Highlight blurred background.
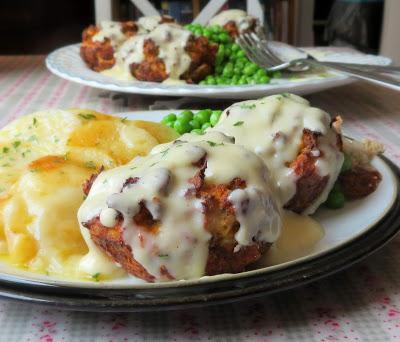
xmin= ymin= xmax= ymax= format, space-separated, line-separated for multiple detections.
xmin=0 ymin=0 xmax=398 ymax=63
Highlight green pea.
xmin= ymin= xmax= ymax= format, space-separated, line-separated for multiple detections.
xmin=238 ymin=78 xmax=247 ymax=85
xmin=191 ymin=129 xmax=203 ymax=135
xmin=195 ymin=109 xmax=212 ymax=125
xmin=202 ymin=122 xmax=211 ymax=131
xmin=210 ymin=110 xmax=222 ymax=126
xmin=174 ymin=120 xmax=191 ymax=134
xmin=161 ymin=113 xmax=177 ymax=124
xmin=165 ymin=121 xmax=174 ymax=128
xmin=256 ymin=69 xmax=266 ymax=77
xmin=184 ymin=24 xmax=192 ymax=30
xmin=231 ymin=43 xmax=240 ymax=52
xmin=178 ymin=110 xmax=194 ymax=121
xmin=211 ymin=34 xmax=219 ymax=42
xmin=199 ymin=80 xmax=206 ymax=85
xmin=257 ymin=75 xmax=270 ymax=84
xmin=231 ymin=75 xmax=240 ymax=83
xmin=205 ymin=76 xmax=216 ymax=85
xmin=341 ymin=153 xmax=352 ymax=173
xmin=194 ymin=29 xmax=203 ymax=36
xmin=215 ymin=65 xmax=223 ymax=74
xmin=216 ymin=77 xmax=227 ymax=85
xmin=244 ymin=63 xmax=258 ymax=76
xmin=325 ymin=189 xmax=345 ymax=209
xmin=210 ymin=25 xmax=221 ymax=33
xmin=203 ymin=31 xmax=211 ymax=39
xmin=189 ymin=119 xmax=201 ymax=129
xmin=236 ymin=50 xmax=246 ymax=58
xmin=218 ymin=33 xmax=230 ymax=43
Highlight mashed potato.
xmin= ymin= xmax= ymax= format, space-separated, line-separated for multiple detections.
xmin=0 ymin=109 xmax=177 ymax=278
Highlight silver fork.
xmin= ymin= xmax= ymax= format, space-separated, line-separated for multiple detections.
xmin=237 ymin=32 xmax=400 ymax=91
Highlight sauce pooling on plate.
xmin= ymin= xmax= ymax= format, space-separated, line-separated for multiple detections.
xmin=78 ymin=133 xmax=281 ymax=281
xmin=212 ymin=94 xmax=344 ymax=214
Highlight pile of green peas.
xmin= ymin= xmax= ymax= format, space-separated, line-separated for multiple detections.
xmin=161 ymin=109 xmax=223 ymax=135
xmin=184 ymin=23 xmax=281 ymax=86
xmin=324 ymin=153 xmax=352 ymax=209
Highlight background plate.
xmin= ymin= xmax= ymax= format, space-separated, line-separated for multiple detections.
xmin=46 ymin=44 xmax=355 ymax=99
xmin=0 ymin=111 xmax=398 ymax=311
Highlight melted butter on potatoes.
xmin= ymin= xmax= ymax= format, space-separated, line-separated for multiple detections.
xmin=0 ymin=109 xmax=177 ymax=278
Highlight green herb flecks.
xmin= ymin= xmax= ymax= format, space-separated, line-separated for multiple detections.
xmin=233 ymin=121 xmax=244 ymax=127
xmin=78 ymin=113 xmax=97 ymax=120
xmin=92 ymin=272 xmax=101 ymax=282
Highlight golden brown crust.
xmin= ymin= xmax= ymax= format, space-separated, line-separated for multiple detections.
xmin=129 ymin=36 xmax=217 ymax=83
xmin=80 ymin=21 xmax=138 ymax=71
xmin=339 ymin=166 xmax=382 ymax=199
xmin=284 ymin=129 xmax=330 ymax=213
xmin=223 ymin=19 xmax=257 ymax=38
xmin=83 ymin=162 xmax=269 ymax=281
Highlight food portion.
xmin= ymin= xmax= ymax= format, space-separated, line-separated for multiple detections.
xmin=108 ymin=23 xmax=217 ymax=83
xmin=80 ymin=16 xmax=176 ymax=72
xmin=210 ymin=94 xmax=344 ymax=214
xmin=208 ymin=9 xmax=258 ymax=37
xmin=160 ymin=95 xmax=383 ymax=214
xmin=80 ymin=11 xmax=280 ymax=85
xmin=79 ymin=132 xmax=281 ymax=282
xmin=0 ymin=95 xmax=385 ymax=283
xmin=81 ymin=21 xmax=138 ymax=71
xmin=0 ymin=110 xmax=177 ymax=277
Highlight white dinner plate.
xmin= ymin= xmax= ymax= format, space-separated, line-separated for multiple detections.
xmin=46 ymin=44 xmax=355 ymax=99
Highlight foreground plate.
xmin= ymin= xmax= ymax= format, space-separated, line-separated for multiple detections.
xmin=0 ymin=111 xmax=398 ymax=312
xmin=46 ymin=44 xmax=355 ymax=99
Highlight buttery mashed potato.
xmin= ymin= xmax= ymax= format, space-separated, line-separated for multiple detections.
xmin=0 ymin=109 xmax=177 ymax=278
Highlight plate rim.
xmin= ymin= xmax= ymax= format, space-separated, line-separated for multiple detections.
xmin=45 ymin=44 xmax=354 ymax=98
xmin=0 ymin=155 xmax=398 ymax=311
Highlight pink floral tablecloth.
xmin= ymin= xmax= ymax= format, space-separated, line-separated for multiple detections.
xmin=1 ymin=56 xmax=400 ymax=342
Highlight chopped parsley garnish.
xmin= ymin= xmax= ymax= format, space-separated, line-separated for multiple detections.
xmin=233 ymin=121 xmax=244 ymax=127
xmin=30 ymin=168 xmax=41 ymax=173
xmin=2 ymin=147 xmax=9 ymax=154
xmin=28 ymin=135 xmax=38 ymax=142
xmin=239 ymin=103 xmax=256 ymax=110
xmin=150 ymin=162 xmax=158 ymax=167
xmin=78 ymin=113 xmax=97 ymax=120
xmin=160 ymin=148 xmax=170 ymax=157
xmin=92 ymin=272 xmax=101 ymax=282
xmin=207 ymin=141 xmax=224 ymax=147
xmin=102 ymin=178 xmax=108 ymax=184
xmin=12 ymin=141 xmax=21 ymax=148
xmin=84 ymin=161 xmax=97 ymax=169
xmin=1 ymin=163 xmax=10 ymax=167
xmin=130 ymin=166 xmax=137 ymax=170
xmin=281 ymin=93 xmax=291 ymax=98
xmin=33 ymin=117 xmax=38 ymax=126
xmin=158 ymin=254 xmax=169 ymax=259
xmin=53 ymin=136 xmax=59 ymax=143
xmin=120 ymin=117 xmax=128 ymax=123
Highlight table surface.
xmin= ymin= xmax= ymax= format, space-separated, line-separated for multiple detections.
xmin=1 ymin=55 xmax=400 ymax=342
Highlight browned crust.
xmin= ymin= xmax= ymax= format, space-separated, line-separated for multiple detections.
xmin=83 ymin=156 xmax=269 ymax=282
xmin=84 ymin=216 xmax=156 ymax=282
xmin=129 ymin=36 xmax=217 ymax=83
xmin=339 ymin=166 xmax=382 ymax=199
xmin=80 ymin=21 xmax=137 ymax=71
xmin=82 ymin=167 xmax=104 ymax=196
xmin=284 ymin=129 xmax=330 ymax=213
xmin=223 ymin=19 xmax=257 ymax=38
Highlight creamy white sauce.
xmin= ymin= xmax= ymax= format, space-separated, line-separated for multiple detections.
xmin=92 ymin=21 xmax=127 ymax=48
xmin=110 ymin=23 xmax=192 ymax=81
xmin=211 ymin=94 xmax=344 ymax=214
xmin=137 ymin=16 xmax=163 ymax=33
xmin=78 ymin=132 xmax=281 ymax=282
xmin=208 ymin=9 xmax=255 ymax=32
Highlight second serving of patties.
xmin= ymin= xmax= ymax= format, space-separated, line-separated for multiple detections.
xmin=211 ymin=94 xmax=344 ymax=215
xmin=78 ymin=132 xmax=281 ymax=282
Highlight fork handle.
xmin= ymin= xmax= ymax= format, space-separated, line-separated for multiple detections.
xmin=309 ymin=60 xmax=400 ymax=91
xmin=321 ymin=61 xmax=400 ymax=74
